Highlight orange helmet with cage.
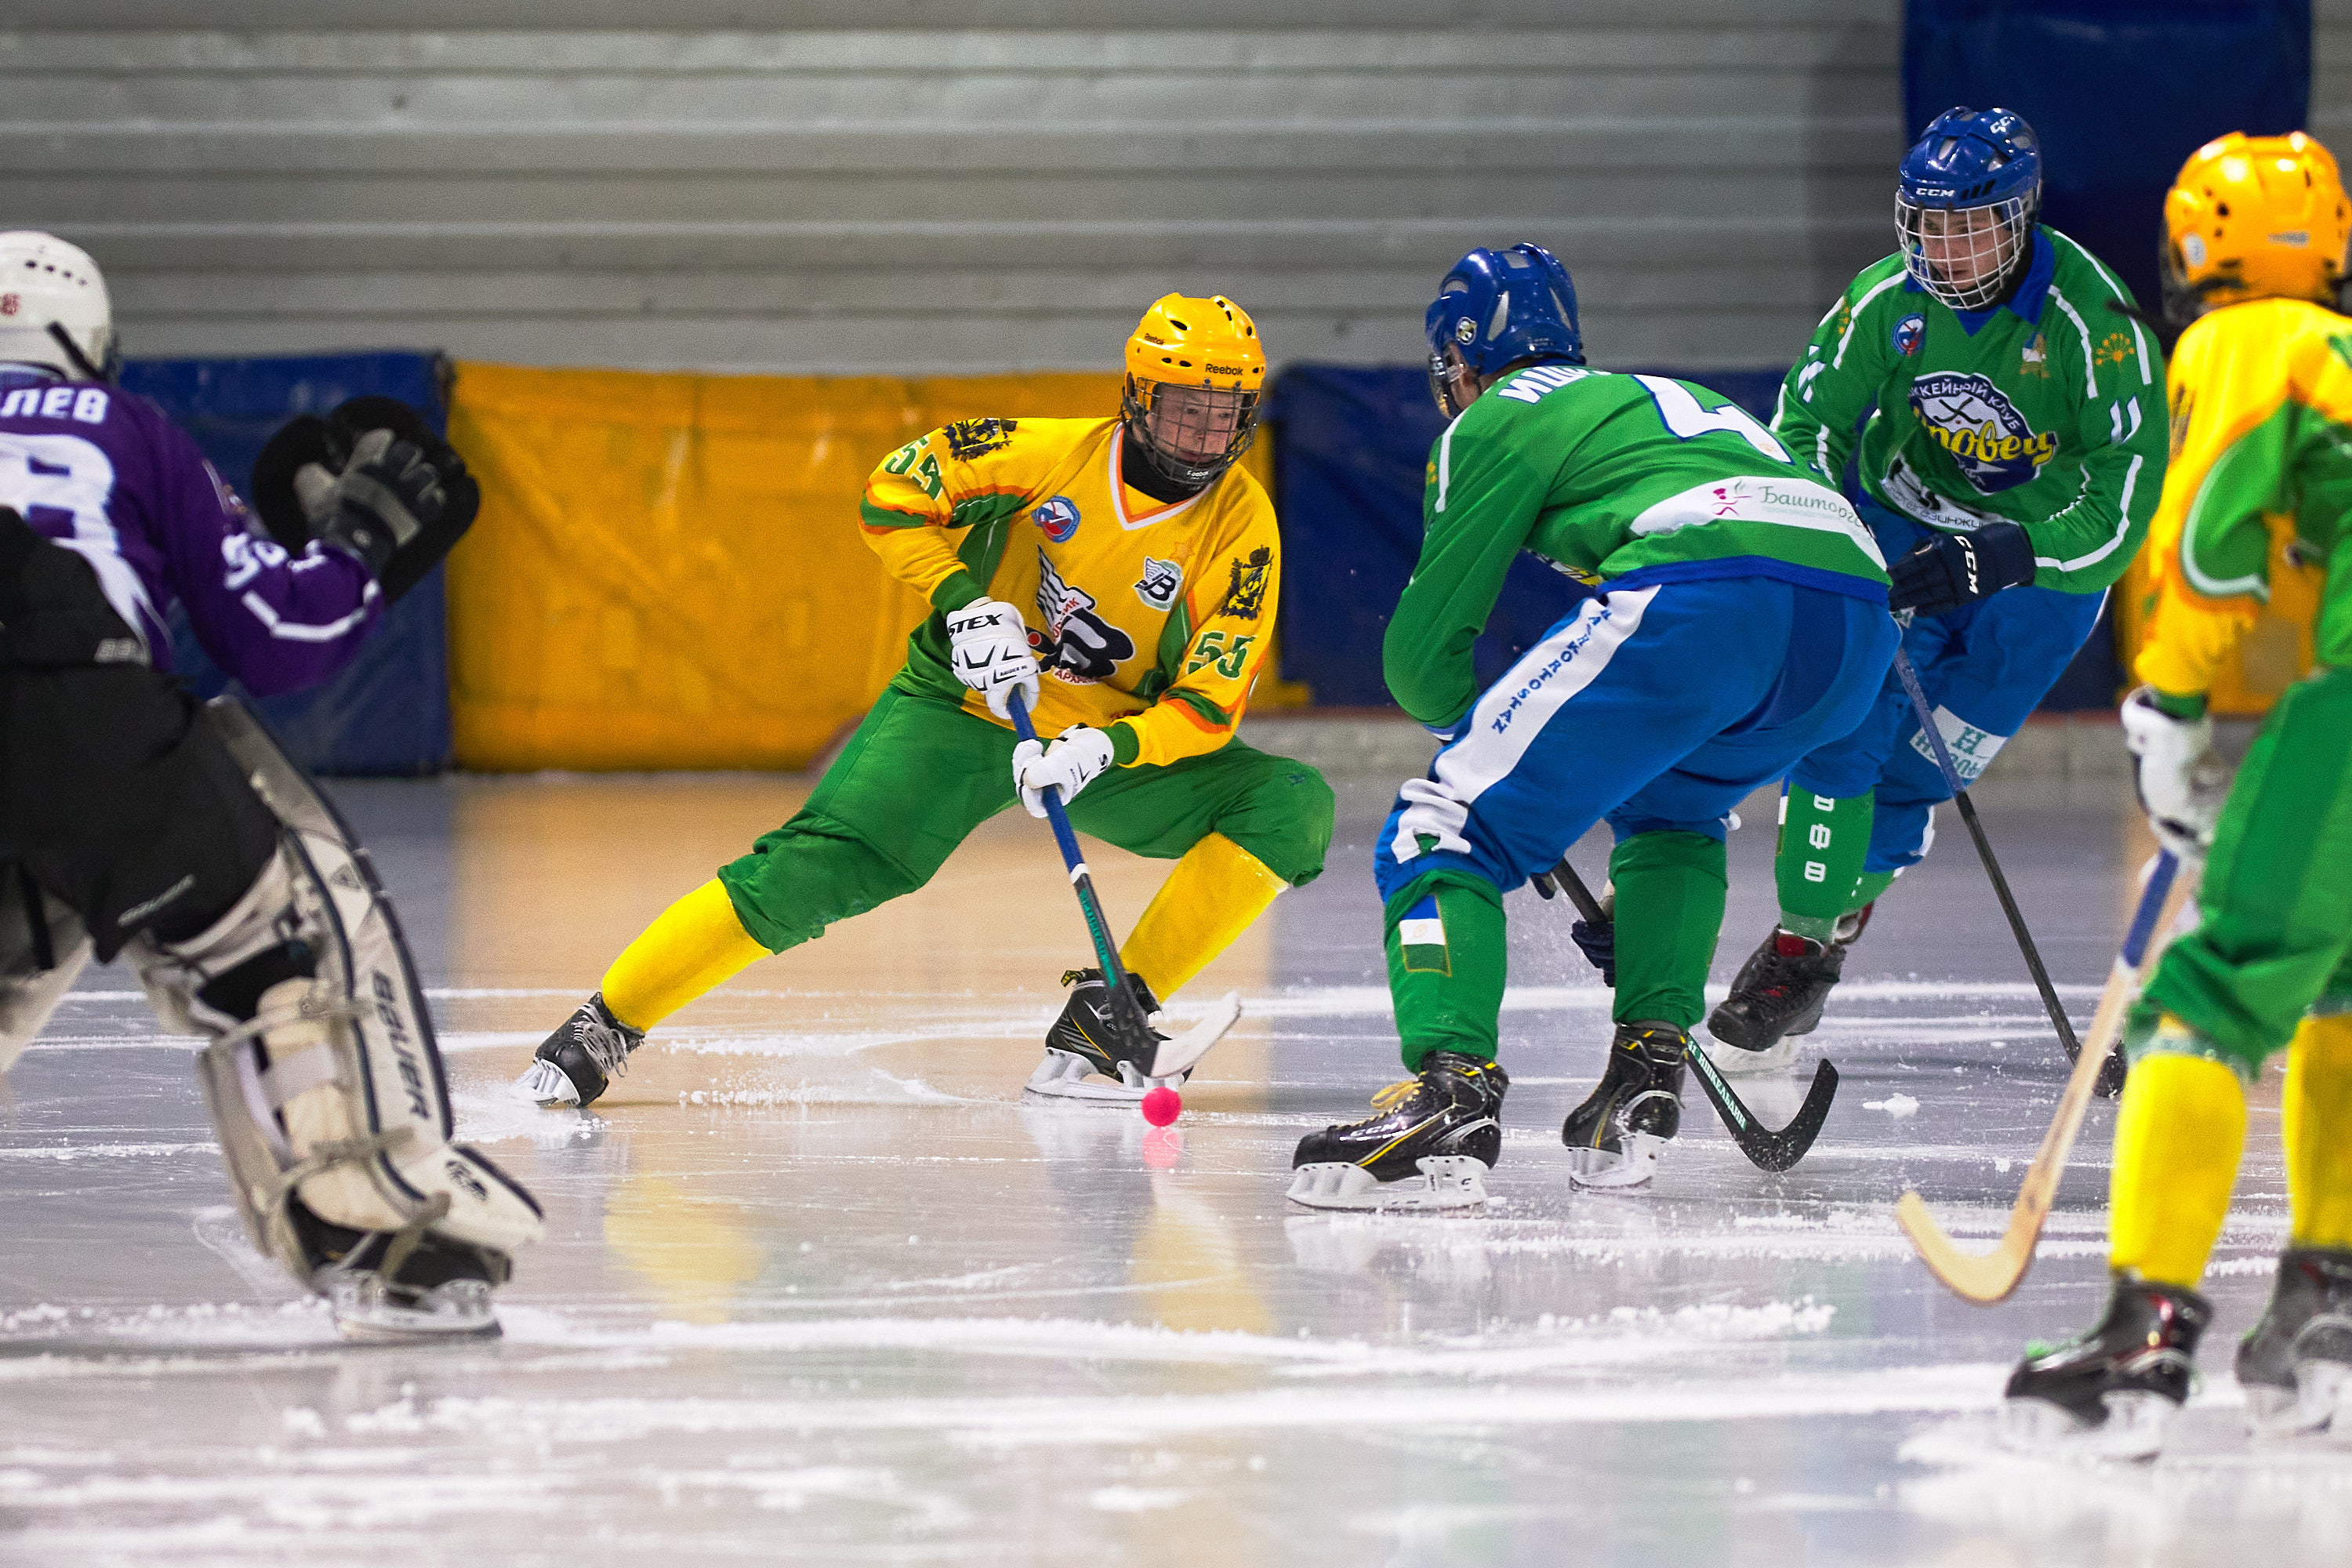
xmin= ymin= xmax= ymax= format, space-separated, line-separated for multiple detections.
xmin=1120 ymin=294 xmax=1267 ymax=490
xmin=2162 ymin=131 xmax=2351 ymax=321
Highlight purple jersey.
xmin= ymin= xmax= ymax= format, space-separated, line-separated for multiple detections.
xmin=0 ymin=368 xmax=380 ymax=696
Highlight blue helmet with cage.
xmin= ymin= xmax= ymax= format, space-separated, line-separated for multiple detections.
xmin=1423 ymin=242 xmax=1584 ymax=418
xmin=1897 ymin=107 xmax=2043 ymax=310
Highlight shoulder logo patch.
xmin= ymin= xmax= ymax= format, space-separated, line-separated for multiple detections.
xmin=2096 ymin=331 xmax=2136 ymax=368
xmin=944 ymin=417 xmax=1018 ymax=460
xmin=1215 ymin=546 xmax=1272 ymax=621
xmin=1907 ymin=372 xmax=2059 ymax=494
xmin=1134 ymin=556 xmax=1183 ymax=612
xmin=1892 ymin=313 xmax=1925 ymax=356
xmin=1032 ymin=495 xmax=1080 ymax=543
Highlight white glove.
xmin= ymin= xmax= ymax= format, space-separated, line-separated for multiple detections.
xmin=2119 ymin=685 xmax=2227 ymax=861
xmin=945 ymin=597 xmax=1041 ymax=720
xmin=1012 ymin=726 xmax=1116 ymax=818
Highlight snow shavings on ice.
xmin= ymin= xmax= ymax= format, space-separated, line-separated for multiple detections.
xmin=1864 ymin=1094 xmax=1921 ymax=1119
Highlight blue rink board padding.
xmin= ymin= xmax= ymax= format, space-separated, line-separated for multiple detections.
xmin=120 ymin=351 xmax=454 ymax=775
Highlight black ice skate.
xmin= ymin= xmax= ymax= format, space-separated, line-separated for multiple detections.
xmin=2002 ymin=1274 xmax=2212 ymax=1457
xmin=1704 ymin=908 xmax=1871 ymax=1074
xmin=1561 ymin=1021 xmax=1688 ymax=1188
xmin=514 ymin=992 xmax=644 ymax=1109
xmin=1025 ymin=967 xmax=1167 ymax=1102
xmin=289 ymin=1194 xmax=510 ymax=1341
xmin=2236 ymin=1247 xmax=2352 ymax=1437
xmin=1287 ymin=1051 xmax=1507 ymax=1210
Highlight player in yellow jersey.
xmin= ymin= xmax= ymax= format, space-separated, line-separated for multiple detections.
xmin=2005 ymin=132 xmax=2352 ymax=1453
xmin=517 ymin=296 xmax=1334 ymax=1108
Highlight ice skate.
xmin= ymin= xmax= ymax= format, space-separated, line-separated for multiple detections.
xmin=2001 ymin=1276 xmax=2210 ymax=1458
xmin=1024 ymin=967 xmax=1236 ymax=1105
xmin=2237 ymin=1248 xmax=2352 ymax=1438
xmin=1704 ymin=909 xmax=1867 ymax=1073
xmin=1561 ymin=1022 xmax=1688 ymax=1189
xmin=516 ymin=992 xmax=643 ymax=1109
xmin=1287 ymin=1051 xmax=1505 ymax=1210
xmin=292 ymin=1189 xmax=510 ymax=1341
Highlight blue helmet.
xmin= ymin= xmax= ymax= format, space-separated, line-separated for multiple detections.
xmin=1424 ymin=242 xmax=1583 ymax=418
xmin=1897 ymin=107 xmax=2043 ymax=310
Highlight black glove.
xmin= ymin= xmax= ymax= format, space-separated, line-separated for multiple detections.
xmin=250 ymin=396 xmax=481 ymax=602
xmin=302 ymin=428 xmax=444 ymax=576
xmin=1570 ymin=914 xmax=1616 ymax=988
xmin=1886 ymin=521 xmax=2036 ymax=615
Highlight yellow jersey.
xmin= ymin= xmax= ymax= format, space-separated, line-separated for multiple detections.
xmin=2138 ymin=296 xmax=2352 ymax=696
xmin=860 ymin=416 xmax=1280 ymax=767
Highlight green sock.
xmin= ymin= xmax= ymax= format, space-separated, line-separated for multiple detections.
xmin=1610 ymin=830 xmax=1728 ymax=1031
xmin=1385 ymin=870 xmax=1508 ymax=1072
xmin=1775 ymin=788 xmax=1875 ymax=942
xmin=1846 ymin=869 xmax=1896 ymax=920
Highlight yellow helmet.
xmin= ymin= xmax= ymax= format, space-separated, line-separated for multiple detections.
xmin=1121 ymin=293 xmax=1266 ymax=489
xmin=2161 ymin=131 xmax=2350 ymax=321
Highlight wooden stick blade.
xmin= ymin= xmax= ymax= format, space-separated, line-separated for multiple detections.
xmin=1893 ymin=1189 xmax=2034 ymax=1305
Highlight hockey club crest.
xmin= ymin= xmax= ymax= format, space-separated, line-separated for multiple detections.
xmin=1907 ymin=372 xmax=2058 ymax=493
xmin=1134 ymin=556 xmax=1184 ymax=612
xmin=1215 ymin=546 xmax=1273 ymax=621
xmin=944 ymin=416 xmax=1018 ymax=460
xmin=1032 ymin=495 xmax=1081 ymax=543
xmin=2020 ymin=332 xmax=2049 ymax=378
xmin=1891 ymin=313 xmax=1925 ymax=357
xmin=1033 ymin=549 xmax=1135 ymax=684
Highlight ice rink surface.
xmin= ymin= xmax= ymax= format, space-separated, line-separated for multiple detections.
xmin=4 ymin=767 xmax=2346 ymax=1566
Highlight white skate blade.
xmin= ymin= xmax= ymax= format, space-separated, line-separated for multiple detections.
xmin=1148 ymin=990 xmax=1243 ymax=1080
xmin=328 ymin=1276 xmax=501 ymax=1342
xmin=1285 ymin=1155 xmax=1490 ymax=1212
xmin=1999 ymin=1391 xmax=2176 ymax=1461
xmin=1704 ymin=1033 xmax=1798 ymax=1077
xmin=1564 ymin=1130 xmax=1668 ymax=1190
xmin=1022 ymin=1047 xmax=1173 ymax=1105
xmin=513 ymin=1058 xmax=580 ymax=1108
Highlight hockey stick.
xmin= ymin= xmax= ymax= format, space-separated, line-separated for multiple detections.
xmin=1890 ymin=645 xmax=2084 ymax=1065
xmin=1005 ymin=691 xmax=1240 ymax=1080
xmin=1545 ymin=858 xmax=1840 ymax=1173
xmin=1895 ymin=849 xmax=2198 ymax=1304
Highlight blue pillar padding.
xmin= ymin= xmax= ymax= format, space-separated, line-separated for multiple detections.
xmin=1267 ymin=365 xmax=1786 ymax=709
xmin=119 ymin=352 xmax=455 ymax=775
xmin=1905 ymin=0 xmax=2311 ymax=333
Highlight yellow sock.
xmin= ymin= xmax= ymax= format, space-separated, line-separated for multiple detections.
xmin=2108 ymin=1040 xmax=2247 ymax=1289
xmin=2286 ymin=1012 xmax=2352 ymax=1251
xmin=1119 ymin=833 xmax=1287 ymax=1000
xmin=599 ymin=879 xmax=769 ymax=1032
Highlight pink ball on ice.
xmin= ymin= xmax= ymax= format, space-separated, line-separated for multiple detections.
xmin=1140 ymin=1087 xmax=1182 ymax=1127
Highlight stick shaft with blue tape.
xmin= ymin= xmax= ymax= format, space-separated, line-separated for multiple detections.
xmin=1890 ymin=643 xmax=2080 ymax=1063
xmin=1007 ymin=689 xmax=1127 ymax=987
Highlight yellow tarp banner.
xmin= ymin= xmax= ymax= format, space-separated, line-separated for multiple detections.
xmin=445 ymin=362 xmax=1275 ymax=771
xmin=2114 ymin=517 xmax=2325 ymax=717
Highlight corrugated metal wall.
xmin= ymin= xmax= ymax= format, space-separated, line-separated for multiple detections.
xmin=8 ymin=3 xmax=2347 ymax=376
xmin=4 ymin=3 xmax=1905 ymax=373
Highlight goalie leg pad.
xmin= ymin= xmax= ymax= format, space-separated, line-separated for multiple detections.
xmin=0 ymin=873 xmax=93 ymax=1075
xmin=134 ymin=699 xmax=543 ymax=1298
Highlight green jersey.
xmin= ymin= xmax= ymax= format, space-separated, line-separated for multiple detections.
xmin=1771 ymin=227 xmax=2166 ymax=595
xmin=1385 ymin=364 xmax=1889 ymax=728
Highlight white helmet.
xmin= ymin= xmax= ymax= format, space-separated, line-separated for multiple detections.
xmin=0 ymin=231 xmax=117 ymax=381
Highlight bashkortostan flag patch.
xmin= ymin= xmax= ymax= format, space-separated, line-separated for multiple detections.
xmin=1398 ymin=893 xmax=1449 ymax=975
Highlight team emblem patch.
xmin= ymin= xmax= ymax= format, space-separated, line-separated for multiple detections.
xmin=1907 ymin=372 xmax=2060 ymax=494
xmin=1033 ymin=550 xmax=1135 ymax=684
xmin=1032 ymin=495 xmax=1081 ymax=543
xmin=944 ymin=417 xmax=1018 ymax=460
xmin=1892 ymin=313 xmax=1926 ymax=357
xmin=1398 ymin=893 xmax=1450 ymax=975
xmin=1215 ymin=546 xmax=1273 ymax=621
xmin=1454 ymin=318 xmax=1478 ymax=345
xmin=1134 ymin=556 xmax=1183 ymax=612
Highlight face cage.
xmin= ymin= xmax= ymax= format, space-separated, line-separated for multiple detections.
xmin=1896 ymin=194 xmax=2034 ymax=311
xmin=1121 ymin=378 xmax=1261 ymax=489
xmin=1427 ymin=350 xmax=1477 ymax=420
